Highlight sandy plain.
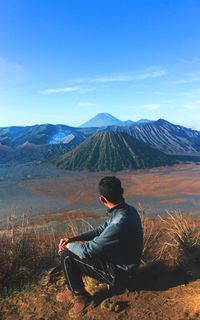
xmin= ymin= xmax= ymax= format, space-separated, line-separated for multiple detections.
xmin=0 ymin=162 xmax=200 ymax=226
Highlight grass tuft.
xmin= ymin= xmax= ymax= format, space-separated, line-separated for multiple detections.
xmin=159 ymin=211 xmax=200 ymax=278
xmin=138 ymin=204 xmax=161 ymax=264
xmin=0 ymin=212 xmax=58 ymax=295
xmin=2 ymin=208 xmax=200 ymax=297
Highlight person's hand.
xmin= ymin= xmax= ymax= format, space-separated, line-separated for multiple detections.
xmin=58 ymin=237 xmax=70 ymax=255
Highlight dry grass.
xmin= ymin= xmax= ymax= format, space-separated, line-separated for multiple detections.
xmin=2 ymin=209 xmax=200 ymax=320
xmin=159 ymin=211 xmax=200 ymax=277
xmin=0 ymin=212 xmax=58 ymax=295
xmin=138 ymin=204 xmax=161 ymax=264
xmin=2 ymin=208 xmax=200 ymax=298
xmin=65 ymin=214 xmax=106 ymax=232
xmin=0 ymin=212 xmax=105 ymax=296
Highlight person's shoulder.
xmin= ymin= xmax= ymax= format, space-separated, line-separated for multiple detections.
xmin=114 ymin=203 xmax=135 ymax=219
xmin=125 ymin=203 xmax=141 ymax=219
xmin=125 ymin=203 xmax=138 ymax=213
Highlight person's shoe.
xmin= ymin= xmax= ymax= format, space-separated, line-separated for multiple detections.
xmin=68 ymin=292 xmax=92 ymax=318
xmin=56 ymin=288 xmax=74 ymax=303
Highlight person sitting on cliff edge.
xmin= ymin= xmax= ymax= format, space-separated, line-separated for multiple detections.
xmin=56 ymin=176 xmax=143 ymax=318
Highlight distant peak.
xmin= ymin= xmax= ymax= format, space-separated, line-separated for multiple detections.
xmin=97 ymin=112 xmax=111 ymax=116
xmin=80 ymin=113 xmax=122 ymax=128
xmin=157 ymin=118 xmax=168 ymax=123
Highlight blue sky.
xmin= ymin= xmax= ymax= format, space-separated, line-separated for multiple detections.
xmin=0 ymin=0 xmax=200 ymax=129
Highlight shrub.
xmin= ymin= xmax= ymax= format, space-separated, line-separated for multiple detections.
xmin=160 ymin=211 xmax=200 ymax=278
xmin=0 ymin=213 xmax=57 ymax=294
xmin=138 ymin=204 xmax=161 ymax=264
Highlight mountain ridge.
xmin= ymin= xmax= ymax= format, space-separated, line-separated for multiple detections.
xmin=80 ymin=112 xmax=153 ymax=127
xmin=116 ymin=119 xmax=200 ymax=154
xmin=0 ymin=116 xmax=200 ymax=156
xmin=55 ymin=131 xmax=175 ymax=171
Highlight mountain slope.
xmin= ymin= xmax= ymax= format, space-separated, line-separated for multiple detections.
xmin=0 ymin=141 xmax=80 ymax=164
xmin=80 ymin=113 xmax=123 ymax=128
xmin=1 ymin=118 xmax=200 ymax=156
xmin=55 ymin=131 xmax=175 ymax=171
xmin=0 ymin=124 xmax=93 ymax=147
xmin=80 ymin=113 xmax=153 ymax=127
xmin=113 ymin=119 xmax=200 ymax=154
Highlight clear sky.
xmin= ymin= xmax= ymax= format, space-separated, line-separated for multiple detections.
xmin=0 ymin=0 xmax=200 ymax=129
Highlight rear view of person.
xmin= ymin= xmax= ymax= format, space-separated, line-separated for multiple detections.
xmin=57 ymin=176 xmax=143 ymax=318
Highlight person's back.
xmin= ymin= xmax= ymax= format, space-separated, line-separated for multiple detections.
xmin=105 ymin=202 xmax=143 ymax=268
xmin=57 ymin=176 xmax=143 ymax=318
xmin=80 ymin=201 xmax=143 ymax=269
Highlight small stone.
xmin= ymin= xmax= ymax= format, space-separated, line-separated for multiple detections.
xmin=113 ymin=303 xmax=121 ymax=313
xmin=101 ymin=298 xmax=114 ymax=312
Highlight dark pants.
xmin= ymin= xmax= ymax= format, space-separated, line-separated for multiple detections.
xmin=60 ymin=248 xmax=133 ymax=292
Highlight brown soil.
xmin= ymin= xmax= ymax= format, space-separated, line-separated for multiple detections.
xmin=28 ymin=209 xmax=103 ymax=227
xmin=160 ymin=198 xmax=186 ymax=204
xmin=22 ymin=163 xmax=200 ymax=204
xmin=1 ymin=163 xmax=200 ymax=221
xmin=118 ymin=164 xmax=200 ymax=198
xmin=1 ymin=267 xmax=200 ymax=320
xmin=1 ymin=213 xmax=200 ymax=320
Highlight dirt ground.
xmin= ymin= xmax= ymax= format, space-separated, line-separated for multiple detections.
xmin=20 ymin=163 xmax=200 ymax=217
xmin=1 ymin=264 xmax=200 ymax=320
xmin=1 ymin=162 xmax=200 ymax=224
xmin=1 ymin=162 xmax=200 ymax=319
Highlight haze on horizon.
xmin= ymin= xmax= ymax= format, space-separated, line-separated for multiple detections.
xmin=0 ymin=0 xmax=200 ymax=129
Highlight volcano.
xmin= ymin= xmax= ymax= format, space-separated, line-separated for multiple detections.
xmin=55 ymin=131 xmax=175 ymax=171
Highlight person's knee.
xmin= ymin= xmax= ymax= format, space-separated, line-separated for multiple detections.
xmin=60 ymin=248 xmax=70 ymax=263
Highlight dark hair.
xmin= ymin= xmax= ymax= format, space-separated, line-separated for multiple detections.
xmin=98 ymin=176 xmax=124 ymax=204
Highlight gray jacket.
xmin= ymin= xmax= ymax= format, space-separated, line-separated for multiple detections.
xmin=68 ymin=202 xmax=143 ymax=271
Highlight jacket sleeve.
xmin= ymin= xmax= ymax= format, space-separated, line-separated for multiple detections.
xmin=68 ymin=221 xmax=121 ymax=259
xmin=77 ymin=218 xmax=111 ymax=241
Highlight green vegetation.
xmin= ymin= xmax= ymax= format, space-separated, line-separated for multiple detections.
xmin=55 ymin=131 xmax=175 ymax=171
